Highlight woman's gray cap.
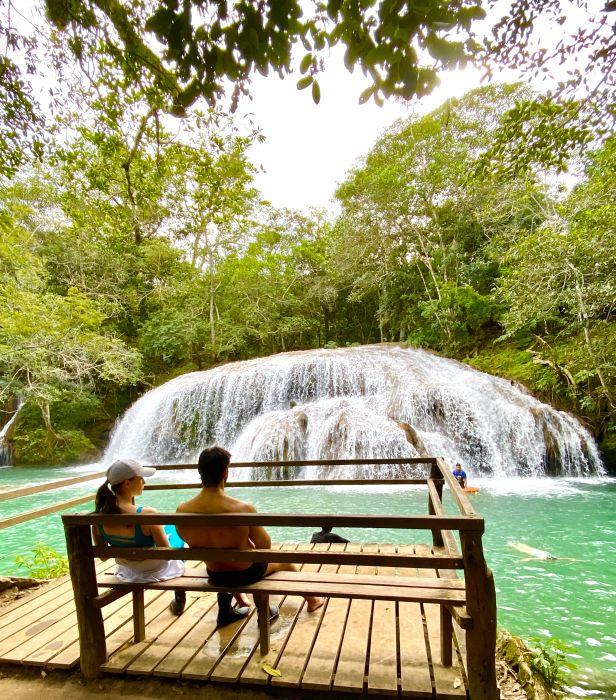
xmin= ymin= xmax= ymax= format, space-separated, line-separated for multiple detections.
xmin=106 ymin=459 xmax=156 ymax=485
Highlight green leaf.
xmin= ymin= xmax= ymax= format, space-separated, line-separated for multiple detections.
xmin=297 ymin=75 xmax=314 ymax=90
xmin=248 ymin=28 xmax=260 ymax=50
xmin=312 ymin=80 xmax=321 ymax=104
xmin=327 ymin=0 xmax=343 ymax=18
xmin=144 ymin=8 xmax=177 ymax=38
xmin=344 ymin=47 xmax=355 ymax=72
xmin=425 ymin=35 xmax=465 ymax=64
xmin=300 ymin=53 xmax=313 ymax=75
xmin=365 ymin=43 xmax=392 ymax=67
xmin=359 ymin=85 xmax=375 ymax=104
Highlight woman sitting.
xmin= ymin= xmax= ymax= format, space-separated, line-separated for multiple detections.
xmin=93 ymin=458 xmax=186 ymax=615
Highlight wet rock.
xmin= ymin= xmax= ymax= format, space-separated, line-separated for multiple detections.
xmin=542 ymin=423 xmax=562 ymax=476
xmin=394 ymin=420 xmax=428 ymax=456
xmin=0 ymin=576 xmax=41 ymax=592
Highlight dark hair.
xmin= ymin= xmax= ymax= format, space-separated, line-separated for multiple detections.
xmin=94 ymin=480 xmax=123 ymax=514
xmin=321 ymin=526 xmax=332 ymax=533
xmin=198 ymin=446 xmax=231 ymax=487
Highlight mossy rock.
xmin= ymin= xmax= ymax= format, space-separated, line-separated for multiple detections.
xmin=598 ymin=432 xmax=616 ymax=474
xmin=496 ymin=631 xmax=559 ymax=700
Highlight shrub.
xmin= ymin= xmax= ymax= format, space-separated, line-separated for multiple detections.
xmin=526 ymin=636 xmax=576 ymax=689
xmin=14 ymin=543 xmax=69 ymax=579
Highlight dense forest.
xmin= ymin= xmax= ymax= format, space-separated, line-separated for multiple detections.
xmin=0 ymin=1 xmax=614 ymax=469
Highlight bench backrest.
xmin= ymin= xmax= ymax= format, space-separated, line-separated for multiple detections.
xmin=63 ymin=457 xmax=485 ymax=572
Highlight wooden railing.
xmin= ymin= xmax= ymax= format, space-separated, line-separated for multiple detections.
xmin=2 ymin=457 xmax=497 ymax=698
xmin=0 ymin=457 xmax=476 ymax=529
xmin=0 ymin=470 xmax=104 ymax=531
xmin=54 ymin=457 xmax=497 ymax=698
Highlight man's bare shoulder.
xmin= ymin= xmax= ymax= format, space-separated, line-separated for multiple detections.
xmin=175 ymin=491 xmax=257 ymax=514
xmin=176 ymin=498 xmax=199 ymax=513
xmin=213 ymin=493 xmax=257 ymax=513
xmin=230 ymin=498 xmax=257 ymax=513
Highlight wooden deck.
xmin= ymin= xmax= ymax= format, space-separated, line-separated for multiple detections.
xmin=0 ymin=542 xmax=468 ymax=698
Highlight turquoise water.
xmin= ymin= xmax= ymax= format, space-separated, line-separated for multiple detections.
xmin=1 ymin=466 xmax=615 ymax=697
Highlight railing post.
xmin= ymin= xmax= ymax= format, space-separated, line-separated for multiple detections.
xmin=64 ymin=521 xmax=106 ymax=678
xmin=460 ymin=531 xmax=498 ymax=700
xmin=440 ymin=605 xmax=453 ymax=666
xmin=428 ymin=461 xmax=444 ymax=548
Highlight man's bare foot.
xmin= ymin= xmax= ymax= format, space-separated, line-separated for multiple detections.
xmin=306 ymin=596 xmax=325 ymax=612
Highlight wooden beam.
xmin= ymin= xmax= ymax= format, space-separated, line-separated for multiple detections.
xmin=427 ymin=478 xmax=460 ymax=556
xmin=0 ymin=471 xmax=105 ymax=502
xmin=64 ymin=524 xmax=106 ymax=679
xmin=63 ymin=512 xmax=484 ymax=531
xmin=440 ymin=605 xmax=453 ymax=666
xmin=447 ymin=604 xmax=473 ymax=630
xmin=254 ymin=592 xmax=270 ymax=655
xmin=436 ymin=457 xmax=478 ymax=517
xmin=132 ymin=589 xmax=145 ymax=642
xmin=460 ymin=531 xmax=498 ymax=700
xmin=92 ymin=587 xmax=132 ymax=609
xmin=149 ymin=457 xmax=437 ymax=470
xmin=427 ymin=474 xmax=445 ymax=548
xmin=0 ymin=494 xmax=94 ymax=531
xmin=93 ymin=547 xmax=464 ymax=570
xmin=144 ymin=478 xmax=432 ymax=490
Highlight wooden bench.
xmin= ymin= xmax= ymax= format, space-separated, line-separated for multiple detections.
xmin=62 ymin=457 xmax=497 ymax=699
xmin=96 ymin=559 xmax=469 ymax=654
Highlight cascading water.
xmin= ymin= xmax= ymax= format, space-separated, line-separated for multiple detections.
xmin=103 ymin=345 xmax=604 ymax=479
xmin=0 ymin=399 xmax=22 ymax=467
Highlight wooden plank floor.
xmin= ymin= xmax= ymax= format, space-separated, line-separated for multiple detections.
xmin=0 ymin=543 xmax=468 ymax=698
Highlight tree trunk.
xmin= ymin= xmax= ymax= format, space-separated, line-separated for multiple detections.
xmin=566 ymin=261 xmax=615 ymax=413
xmin=190 ymin=230 xmax=203 ymax=268
xmin=39 ymin=401 xmax=61 ymax=443
xmin=582 ymin=324 xmax=614 ymax=412
xmin=209 ymin=247 xmax=216 ymax=350
xmin=323 ymin=306 xmax=330 ymax=343
xmin=121 ymin=109 xmax=156 ymax=246
xmin=377 ymin=290 xmax=385 ymax=342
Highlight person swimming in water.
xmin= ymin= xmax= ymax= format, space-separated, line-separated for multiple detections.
xmin=452 ymin=463 xmax=467 ymax=488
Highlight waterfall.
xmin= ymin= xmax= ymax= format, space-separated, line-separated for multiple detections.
xmin=103 ymin=345 xmax=604 ymax=478
xmin=0 ymin=399 xmax=22 ymax=467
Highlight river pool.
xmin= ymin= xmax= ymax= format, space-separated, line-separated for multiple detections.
xmin=1 ymin=466 xmax=615 ymax=698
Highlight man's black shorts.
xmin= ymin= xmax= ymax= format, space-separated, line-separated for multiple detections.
xmin=206 ymin=561 xmax=268 ymax=587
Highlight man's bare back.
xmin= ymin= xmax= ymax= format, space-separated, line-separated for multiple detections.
xmin=177 ymin=488 xmax=270 ymax=572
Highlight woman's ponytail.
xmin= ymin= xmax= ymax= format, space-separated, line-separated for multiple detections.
xmin=94 ymin=480 xmax=122 ymax=514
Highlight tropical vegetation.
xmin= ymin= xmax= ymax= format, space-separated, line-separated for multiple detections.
xmin=0 ymin=1 xmax=614 ymax=467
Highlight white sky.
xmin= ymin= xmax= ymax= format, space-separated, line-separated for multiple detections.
xmin=232 ymin=0 xmax=603 ymax=213
xmin=243 ymin=61 xmax=487 ymax=212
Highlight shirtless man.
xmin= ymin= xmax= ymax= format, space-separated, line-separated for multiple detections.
xmin=177 ymin=446 xmax=324 ymax=627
